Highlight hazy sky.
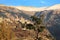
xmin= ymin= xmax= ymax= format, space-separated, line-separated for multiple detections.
xmin=0 ymin=0 xmax=60 ymax=7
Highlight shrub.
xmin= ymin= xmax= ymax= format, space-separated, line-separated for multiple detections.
xmin=26 ymin=24 xmax=35 ymax=30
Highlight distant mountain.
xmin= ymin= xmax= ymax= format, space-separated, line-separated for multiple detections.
xmin=14 ymin=4 xmax=60 ymax=11
xmin=0 ymin=4 xmax=60 ymax=23
xmin=47 ymin=4 xmax=60 ymax=10
xmin=15 ymin=6 xmax=46 ymax=11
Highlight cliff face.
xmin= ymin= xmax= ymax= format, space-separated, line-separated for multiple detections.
xmin=46 ymin=10 xmax=60 ymax=40
xmin=34 ymin=9 xmax=60 ymax=40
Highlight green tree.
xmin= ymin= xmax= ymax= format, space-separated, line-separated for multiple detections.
xmin=26 ymin=24 xmax=35 ymax=30
xmin=31 ymin=15 xmax=45 ymax=40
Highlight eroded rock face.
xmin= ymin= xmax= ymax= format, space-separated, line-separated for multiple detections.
xmin=46 ymin=10 xmax=60 ymax=40
xmin=35 ymin=9 xmax=60 ymax=40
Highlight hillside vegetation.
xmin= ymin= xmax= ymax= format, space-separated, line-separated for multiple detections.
xmin=0 ymin=5 xmax=57 ymax=40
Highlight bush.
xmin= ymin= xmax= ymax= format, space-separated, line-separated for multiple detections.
xmin=26 ymin=24 xmax=35 ymax=30
xmin=38 ymin=26 xmax=45 ymax=32
xmin=38 ymin=37 xmax=42 ymax=40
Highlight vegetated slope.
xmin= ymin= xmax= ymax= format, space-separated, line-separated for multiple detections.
xmin=0 ymin=5 xmax=31 ymax=21
xmin=12 ymin=4 xmax=60 ymax=40
xmin=0 ymin=5 xmax=55 ymax=40
xmin=0 ymin=19 xmax=54 ymax=40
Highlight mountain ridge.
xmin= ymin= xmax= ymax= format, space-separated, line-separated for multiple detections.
xmin=0 ymin=4 xmax=60 ymax=11
xmin=14 ymin=4 xmax=60 ymax=11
